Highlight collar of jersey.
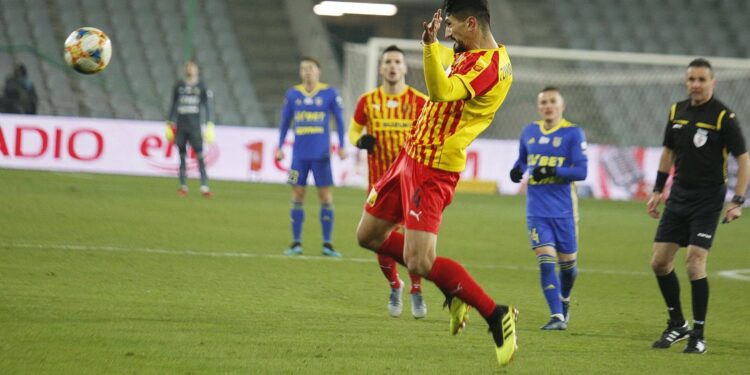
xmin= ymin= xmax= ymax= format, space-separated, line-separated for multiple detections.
xmin=378 ymin=85 xmax=409 ymax=98
xmin=295 ymin=83 xmax=329 ymax=97
xmin=535 ymin=118 xmax=572 ymax=135
xmin=688 ymin=96 xmax=714 ymax=109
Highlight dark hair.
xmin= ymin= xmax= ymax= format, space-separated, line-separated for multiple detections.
xmin=14 ymin=63 xmax=27 ymax=78
xmin=382 ymin=45 xmax=404 ymax=56
xmin=443 ymin=0 xmax=490 ymax=26
xmin=540 ymin=86 xmax=561 ymax=94
xmin=301 ymin=56 xmax=320 ymax=68
xmin=688 ymin=58 xmax=712 ymax=70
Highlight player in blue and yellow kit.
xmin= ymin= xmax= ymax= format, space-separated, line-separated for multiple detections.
xmin=276 ymin=57 xmax=347 ymax=257
xmin=510 ymin=87 xmax=588 ymax=330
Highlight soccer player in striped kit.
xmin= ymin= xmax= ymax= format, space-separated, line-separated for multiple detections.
xmin=349 ymin=45 xmax=429 ymax=319
xmin=355 ymin=1 xmax=518 ymax=366
xmin=509 ymin=87 xmax=588 ymax=330
xmin=276 ymin=57 xmax=347 ymax=257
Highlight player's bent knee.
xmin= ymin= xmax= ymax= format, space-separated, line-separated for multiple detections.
xmin=355 ymin=227 xmax=382 ymax=251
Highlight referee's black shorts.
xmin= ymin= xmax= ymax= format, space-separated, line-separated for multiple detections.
xmin=654 ymin=183 xmax=726 ymax=250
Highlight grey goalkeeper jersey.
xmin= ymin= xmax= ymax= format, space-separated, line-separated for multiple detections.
xmin=167 ymin=80 xmax=214 ymax=128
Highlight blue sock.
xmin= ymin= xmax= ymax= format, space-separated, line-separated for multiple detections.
xmin=538 ymin=254 xmax=563 ymax=317
xmin=320 ymin=203 xmax=334 ymax=244
xmin=559 ymin=259 xmax=578 ymax=299
xmin=291 ymin=201 xmax=304 ymax=243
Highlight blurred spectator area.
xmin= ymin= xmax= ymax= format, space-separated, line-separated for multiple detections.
xmin=0 ymin=0 xmax=268 ymax=126
xmin=0 ymin=0 xmax=747 ymax=136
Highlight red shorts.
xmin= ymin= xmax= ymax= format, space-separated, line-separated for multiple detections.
xmin=365 ymin=150 xmax=460 ymax=234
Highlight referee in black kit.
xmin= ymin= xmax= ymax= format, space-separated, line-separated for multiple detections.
xmin=646 ymin=58 xmax=749 ymax=354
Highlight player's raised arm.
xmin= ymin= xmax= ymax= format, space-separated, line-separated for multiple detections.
xmin=421 ymin=9 xmax=470 ymax=102
xmin=421 ymin=8 xmax=442 ymax=45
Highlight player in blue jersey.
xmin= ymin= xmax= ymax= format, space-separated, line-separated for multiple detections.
xmin=510 ymin=87 xmax=588 ymax=330
xmin=275 ymin=57 xmax=347 ymax=257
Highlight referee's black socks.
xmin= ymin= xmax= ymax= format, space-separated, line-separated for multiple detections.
xmin=656 ymin=270 xmax=685 ymax=326
xmin=691 ymin=277 xmax=709 ymax=335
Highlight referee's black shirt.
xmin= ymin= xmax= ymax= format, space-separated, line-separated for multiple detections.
xmin=662 ymin=96 xmax=746 ymax=189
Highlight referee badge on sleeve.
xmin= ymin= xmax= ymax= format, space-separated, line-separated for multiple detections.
xmin=693 ymin=129 xmax=708 ymax=148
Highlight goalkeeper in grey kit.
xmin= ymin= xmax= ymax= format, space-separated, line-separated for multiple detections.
xmin=166 ymin=61 xmax=215 ymax=198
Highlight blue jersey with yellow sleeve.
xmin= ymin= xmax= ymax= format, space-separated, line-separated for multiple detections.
xmin=278 ymin=83 xmax=345 ymax=160
xmin=513 ymin=119 xmax=588 ymax=218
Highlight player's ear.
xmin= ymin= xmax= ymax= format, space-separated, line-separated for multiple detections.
xmin=467 ymin=16 xmax=478 ymax=32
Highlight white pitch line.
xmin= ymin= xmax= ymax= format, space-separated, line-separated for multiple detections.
xmin=717 ymin=269 xmax=750 ymax=282
xmin=3 ymin=242 xmax=745 ymax=281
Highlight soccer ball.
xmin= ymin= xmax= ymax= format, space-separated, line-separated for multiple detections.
xmin=63 ymin=27 xmax=112 ymax=74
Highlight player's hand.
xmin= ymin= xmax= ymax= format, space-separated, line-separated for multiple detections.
xmin=203 ymin=121 xmax=215 ymax=144
xmin=165 ymin=121 xmax=176 ymax=142
xmin=337 ymin=147 xmax=348 ymax=160
xmin=509 ymin=167 xmax=523 ymax=183
xmin=275 ymin=149 xmax=284 ymax=161
xmin=355 ymin=134 xmax=376 ymax=153
xmin=532 ymin=166 xmax=556 ymax=181
xmin=421 ymin=8 xmax=442 ymax=45
xmin=722 ymin=203 xmax=742 ymax=224
xmin=647 ymin=191 xmax=663 ymax=219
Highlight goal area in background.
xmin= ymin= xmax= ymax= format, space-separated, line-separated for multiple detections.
xmin=343 ymin=37 xmax=750 ymax=147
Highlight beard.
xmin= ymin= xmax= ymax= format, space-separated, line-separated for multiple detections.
xmin=453 ymin=41 xmax=467 ymax=53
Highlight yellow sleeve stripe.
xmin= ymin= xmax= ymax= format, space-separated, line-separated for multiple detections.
xmin=669 ymin=103 xmax=677 ymax=121
xmin=717 ymin=110 xmax=727 ymax=131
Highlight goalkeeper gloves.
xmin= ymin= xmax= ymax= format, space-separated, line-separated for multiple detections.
xmin=165 ymin=122 xmax=176 ymax=142
xmin=532 ymin=166 xmax=556 ymax=181
xmin=203 ymin=121 xmax=215 ymax=144
xmin=509 ymin=167 xmax=523 ymax=183
xmin=355 ymin=134 xmax=376 ymax=153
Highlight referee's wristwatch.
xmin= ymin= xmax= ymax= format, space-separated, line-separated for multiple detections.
xmin=731 ymin=195 xmax=746 ymax=205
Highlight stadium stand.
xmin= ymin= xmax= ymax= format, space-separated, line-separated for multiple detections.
xmin=0 ymin=0 xmax=747 ymax=144
xmin=0 ymin=0 xmax=267 ymax=126
xmin=226 ymin=0 xmax=302 ymax=126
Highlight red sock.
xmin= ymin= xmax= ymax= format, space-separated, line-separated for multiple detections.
xmin=427 ymin=257 xmax=496 ymax=318
xmin=377 ymin=231 xmax=405 ymax=265
xmin=409 ymin=273 xmax=422 ymax=294
xmin=377 ymin=254 xmax=401 ymax=289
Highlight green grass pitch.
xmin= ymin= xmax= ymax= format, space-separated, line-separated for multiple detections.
xmin=1 ymin=169 xmax=748 ymax=374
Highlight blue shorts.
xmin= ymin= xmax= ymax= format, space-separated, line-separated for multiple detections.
xmin=288 ymin=158 xmax=333 ymax=187
xmin=526 ymin=216 xmax=578 ymax=254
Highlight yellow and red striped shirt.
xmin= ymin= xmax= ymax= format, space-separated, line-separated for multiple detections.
xmin=349 ymin=86 xmax=427 ymax=189
xmin=406 ymin=45 xmax=513 ymax=172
